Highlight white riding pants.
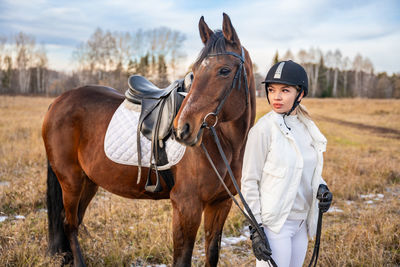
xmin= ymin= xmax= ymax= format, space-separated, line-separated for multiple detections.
xmin=256 ymin=219 xmax=308 ymax=267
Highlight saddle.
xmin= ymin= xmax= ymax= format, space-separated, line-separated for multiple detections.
xmin=125 ymin=73 xmax=192 ymax=193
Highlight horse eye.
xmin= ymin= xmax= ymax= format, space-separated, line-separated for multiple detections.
xmin=219 ymin=67 xmax=231 ymax=76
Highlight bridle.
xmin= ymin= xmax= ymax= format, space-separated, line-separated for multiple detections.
xmin=198 ymin=46 xmax=278 ymax=267
xmin=200 ymin=47 xmax=249 ymax=129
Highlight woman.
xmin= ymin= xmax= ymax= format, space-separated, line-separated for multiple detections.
xmin=241 ymin=60 xmax=332 ymax=267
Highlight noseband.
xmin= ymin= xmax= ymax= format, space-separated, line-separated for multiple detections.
xmin=201 ymin=47 xmax=249 ymax=128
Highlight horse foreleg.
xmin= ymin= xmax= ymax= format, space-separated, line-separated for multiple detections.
xmin=171 ymin=195 xmax=203 ymax=267
xmin=203 ymin=198 xmax=233 ymax=267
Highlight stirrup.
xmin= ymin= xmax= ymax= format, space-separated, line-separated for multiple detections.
xmin=144 ymin=165 xmax=163 ymax=193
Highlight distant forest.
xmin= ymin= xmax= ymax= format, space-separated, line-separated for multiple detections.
xmin=0 ymin=29 xmax=399 ymax=98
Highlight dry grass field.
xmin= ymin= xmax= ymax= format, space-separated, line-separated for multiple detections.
xmin=0 ymin=95 xmax=399 ymax=266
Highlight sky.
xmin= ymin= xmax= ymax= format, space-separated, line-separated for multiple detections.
xmin=0 ymin=0 xmax=399 ymax=76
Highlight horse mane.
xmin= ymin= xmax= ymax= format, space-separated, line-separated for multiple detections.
xmin=193 ymin=30 xmax=226 ymax=69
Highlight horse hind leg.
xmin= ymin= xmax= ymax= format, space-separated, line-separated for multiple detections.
xmin=49 ymin=162 xmax=88 ymax=267
xmin=47 ymin=161 xmax=72 ymax=260
xmin=77 ymin=175 xmax=98 ymax=226
xmin=203 ymin=198 xmax=233 ymax=267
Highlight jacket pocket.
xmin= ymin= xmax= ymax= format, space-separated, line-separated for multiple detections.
xmin=262 ymin=161 xmax=286 ymax=178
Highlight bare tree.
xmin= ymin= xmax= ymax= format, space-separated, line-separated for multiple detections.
xmin=15 ymin=32 xmax=36 ymax=93
xmin=392 ymin=74 xmax=400 ymax=98
xmin=325 ymin=50 xmax=334 ymax=89
xmin=113 ymin=31 xmax=132 ymax=70
xmin=341 ymin=56 xmax=351 ymax=96
xmin=297 ymin=49 xmax=308 ymax=64
xmin=308 ymin=47 xmax=323 ymax=97
xmin=282 ymin=49 xmax=294 ymax=61
xmin=253 ymin=63 xmax=265 ymax=97
xmin=168 ymin=30 xmax=186 ymax=80
xmin=85 ymin=28 xmax=117 ymax=82
xmin=30 ymin=44 xmax=48 ymax=94
xmin=352 ymin=53 xmax=363 ymax=97
xmin=376 ymin=74 xmax=393 ymax=98
xmin=0 ymin=36 xmax=6 ymax=93
xmin=361 ymin=57 xmax=374 ymax=97
xmin=332 ymin=49 xmax=342 ymax=97
xmin=297 ymin=49 xmax=312 ymax=94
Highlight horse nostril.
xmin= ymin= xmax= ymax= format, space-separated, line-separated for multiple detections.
xmin=177 ymin=123 xmax=190 ymax=140
xmin=172 ymin=127 xmax=177 ymax=138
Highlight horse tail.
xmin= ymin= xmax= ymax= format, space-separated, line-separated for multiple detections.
xmin=46 ymin=160 xmax=71 ymax=255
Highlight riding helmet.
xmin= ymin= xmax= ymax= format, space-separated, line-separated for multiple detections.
xmin=262 ymin=60 xmax=308 ymax=97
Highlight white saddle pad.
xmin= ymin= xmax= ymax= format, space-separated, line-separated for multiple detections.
xmin=104 ymin=100 xmax=186 ymax=170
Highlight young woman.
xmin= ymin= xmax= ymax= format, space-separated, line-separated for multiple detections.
xmin=241 ymin=60 xmax=332 ymax=267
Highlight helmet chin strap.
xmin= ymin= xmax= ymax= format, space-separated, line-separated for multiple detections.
xmin=282 ymin=87 xmax=304 ymax=131
xmin=285 ymin=87 xmax=304 ymax=116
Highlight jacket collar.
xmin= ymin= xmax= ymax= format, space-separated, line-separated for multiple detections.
xmin=270 ymin=110 xmax=327 ymax=152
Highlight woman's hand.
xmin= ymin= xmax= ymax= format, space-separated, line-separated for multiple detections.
xmin=249 ymin=224 xmax=273 ymax=261
xmin=317 ymin=184 xmax=333 ymax=213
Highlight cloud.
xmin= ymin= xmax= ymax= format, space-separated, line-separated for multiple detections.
xmin=0 ymin=0 xmax=399 ymax=74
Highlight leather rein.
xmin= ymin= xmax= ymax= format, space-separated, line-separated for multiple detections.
xmin=199 ymin=47 xmax=277 ymax=267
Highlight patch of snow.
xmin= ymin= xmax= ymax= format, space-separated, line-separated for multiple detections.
xmin=364 ymin=200 xmax=374 ymax=204
xmin=360 ymin=194 xmax=375 ymax=198
xmin=0 ymin=181 xmax=10 ymax=186
xmin=345 ymin=200 xmax=354 ymax=205
xmin=38 ymin=209 xmax=47 ymax=213
xmin=243 ymin=227 xmax=251 ymax=238
xmin=221 ymin=235 xmax=248 ymax=247
xmin=327 ymin=206 xmax=343 ymax=213
xmin=15 ymin=215 xmax=25 ymax=220
xmin=0 ymin=216 xmax=7 ymax=222
xmin=360 ymin=193 xmax=384 ymax=199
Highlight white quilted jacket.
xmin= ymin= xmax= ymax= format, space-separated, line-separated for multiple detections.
xmin=241 ymin=110 xmax=327 ymax=238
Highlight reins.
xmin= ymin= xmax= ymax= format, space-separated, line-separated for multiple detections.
xmin=199 ymin=47 xmax=277 ymax=267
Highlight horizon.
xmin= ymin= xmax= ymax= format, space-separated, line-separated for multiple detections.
xmin=1 ymin=0 xmax=399 ymax=76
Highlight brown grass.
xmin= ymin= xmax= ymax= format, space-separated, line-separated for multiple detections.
xmin=0 ymin=96 xmax=399 ymax=266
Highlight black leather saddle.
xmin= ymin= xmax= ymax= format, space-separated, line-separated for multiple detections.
xmin=124 ymin=73 xmax=192 ymax=193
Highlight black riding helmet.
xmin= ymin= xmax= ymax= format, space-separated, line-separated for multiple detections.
xmin=262 ymin=60 xmax=308 ymax=116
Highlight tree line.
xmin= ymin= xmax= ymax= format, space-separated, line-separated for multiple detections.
xmin=254 ymin=49 xmax=400 ymax=98
xmin=0 ymin=28 xmax=186 ymax=96
xmin=0 ymin=30 xmax=399 ymax=98
xmin=71 ymin=27 xmax=186 ymax=93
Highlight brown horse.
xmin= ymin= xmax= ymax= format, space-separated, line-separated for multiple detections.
xmin=42 ymin=13 xmax=255 ymax=267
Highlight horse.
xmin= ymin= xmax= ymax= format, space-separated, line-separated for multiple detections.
xmin=42 ymin=13 xmax=255 ymax=267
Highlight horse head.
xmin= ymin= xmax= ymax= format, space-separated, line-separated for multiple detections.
xmin=174 ymin=13 xmax=254 ymax=146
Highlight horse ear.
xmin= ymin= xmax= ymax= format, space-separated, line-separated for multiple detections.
xmin=199 ymin=16 xmax=214 ymax=45
xmin=222 ymin=13 xmax=241 ymax=47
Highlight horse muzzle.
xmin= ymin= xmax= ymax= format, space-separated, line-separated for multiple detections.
xmin=173 ymin=123 xmax=204 ymax=147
